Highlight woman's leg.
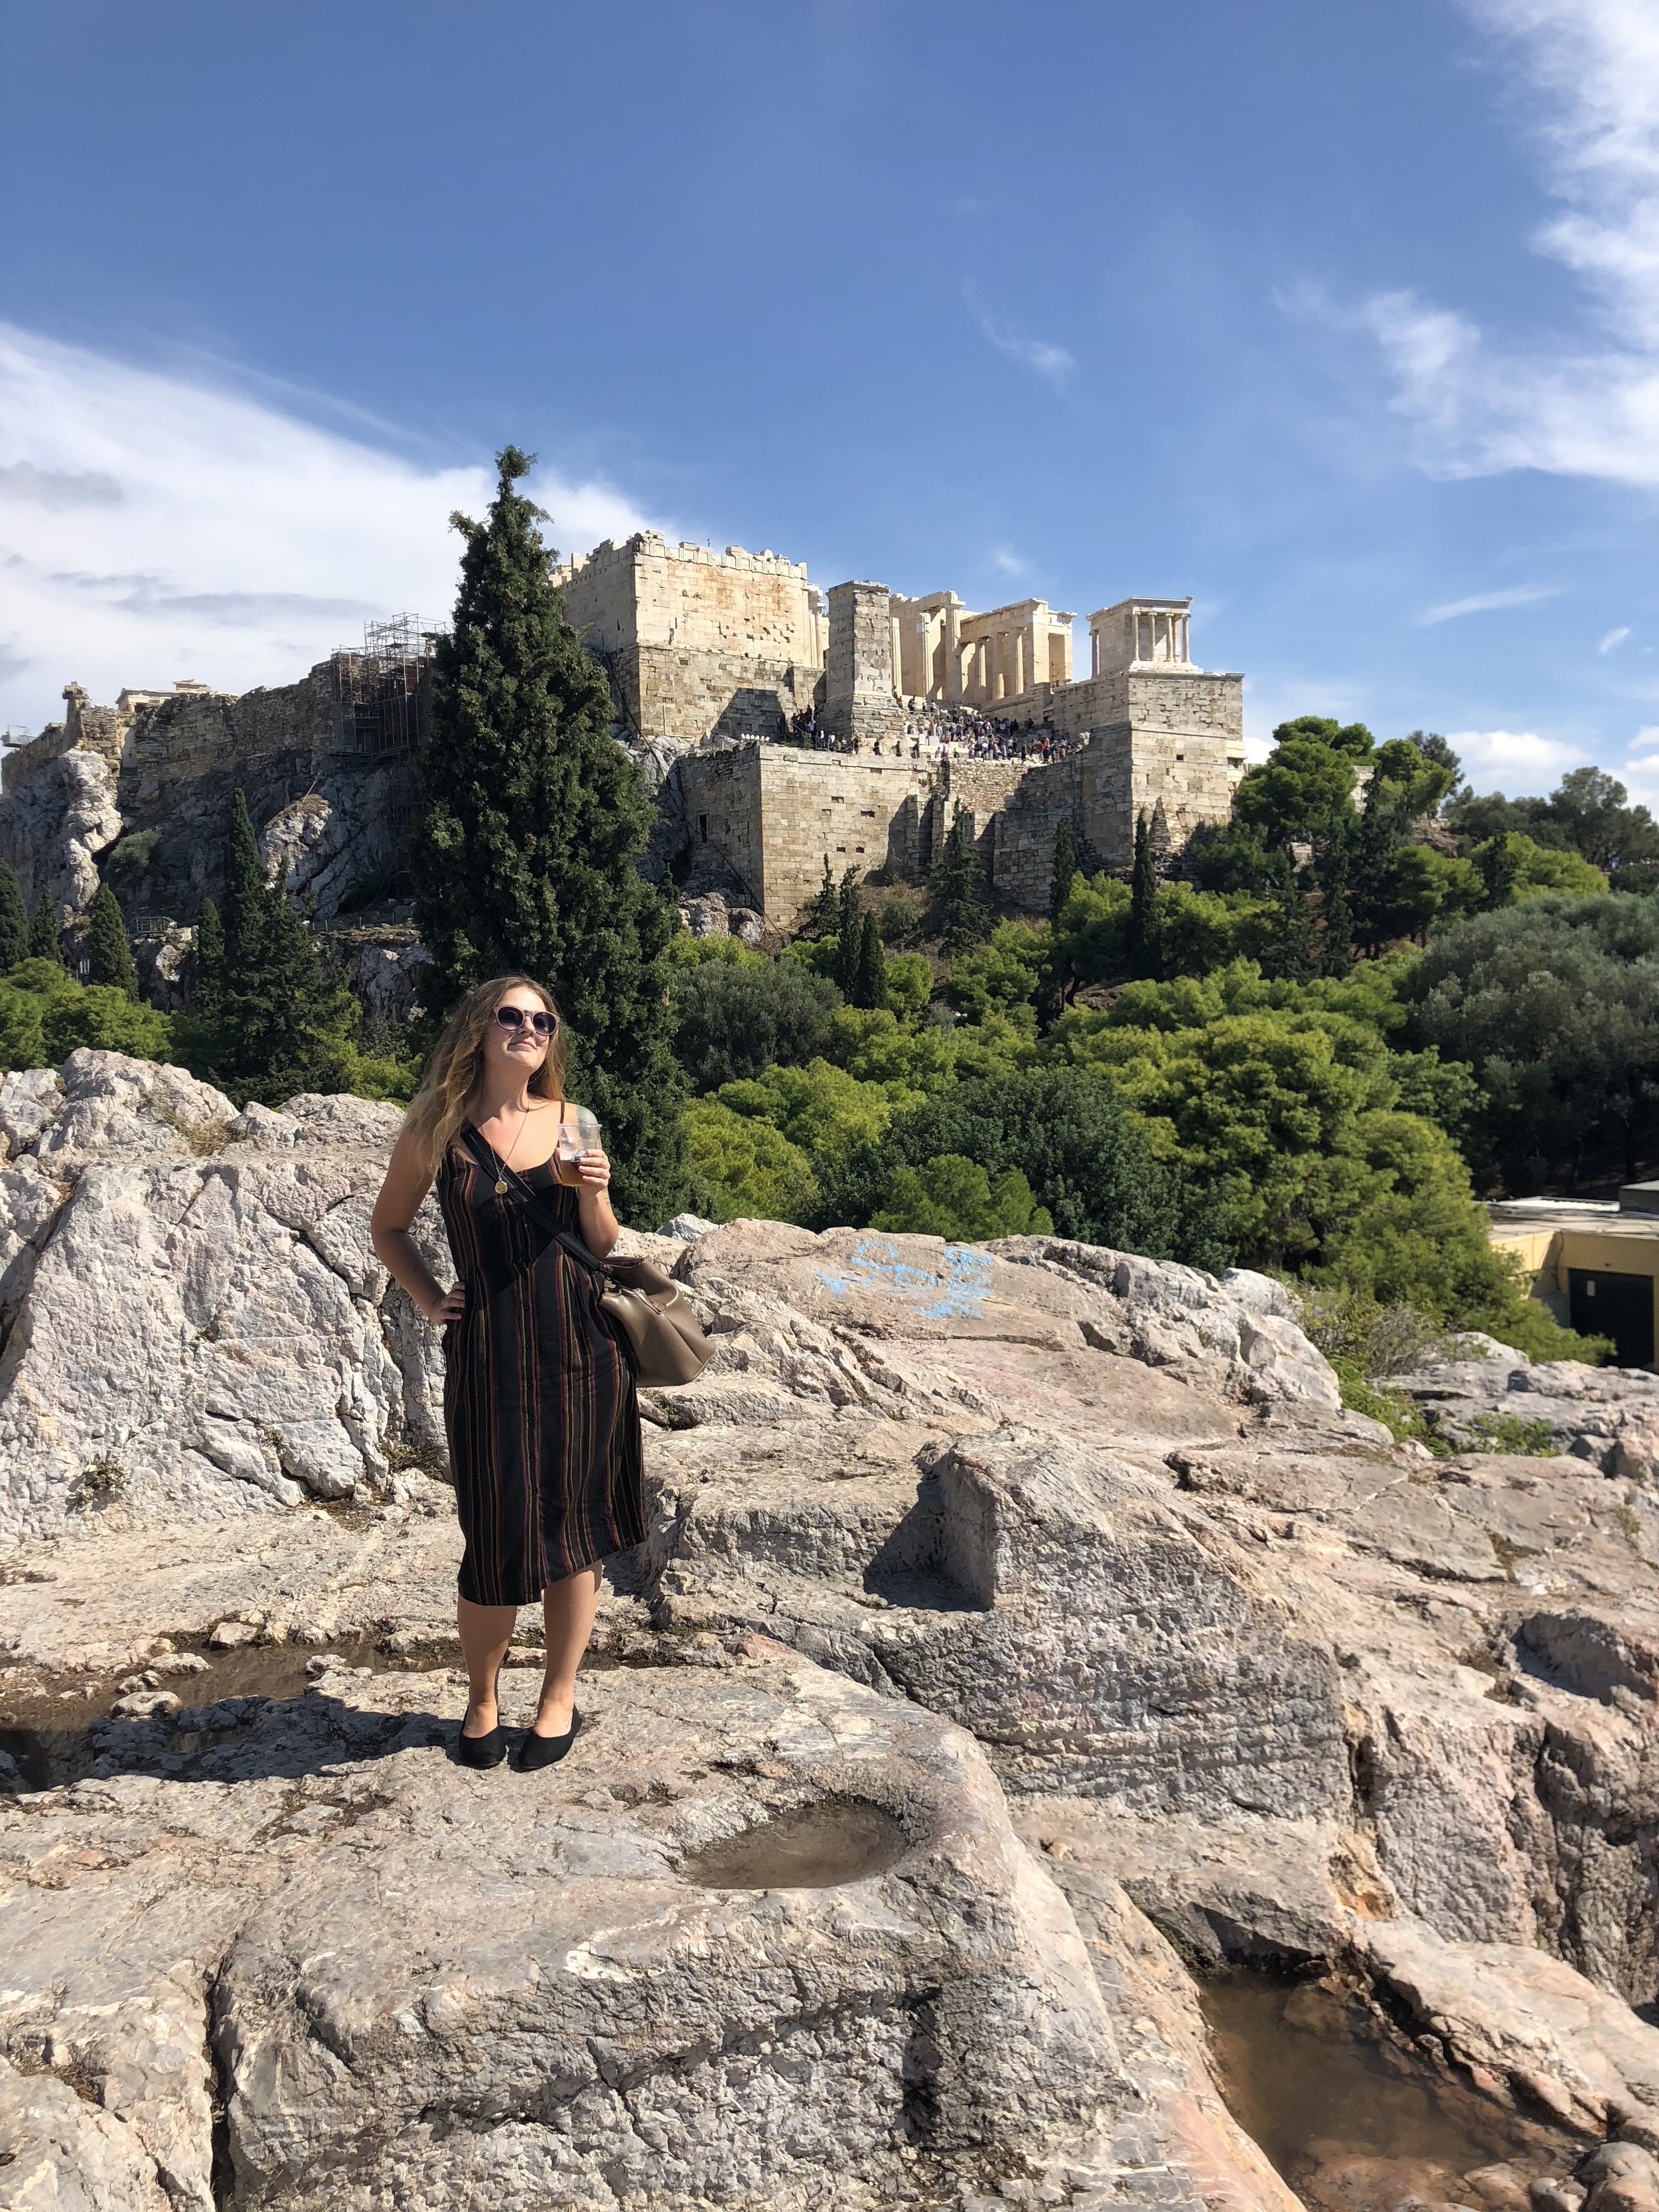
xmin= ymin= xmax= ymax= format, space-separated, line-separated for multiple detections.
xmin=457 ymin=1596 xmax=518 ymax=1737
xmin=533 ymin=1564 xmax=601 ymax=1738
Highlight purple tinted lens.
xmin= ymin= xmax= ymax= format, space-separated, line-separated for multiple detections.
xmin=496 ymin=1006 xmax=555 ymax=1036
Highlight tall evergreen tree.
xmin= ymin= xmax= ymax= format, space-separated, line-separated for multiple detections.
xmin=851 ymin=911 xmax=889 ymax=1010
xmin=175 ymin=796 xmax=358 ymax=1105
xmin=407 ymin=446 xmax=685 ymax=1224
xmin=1127 ymin=813 xmax=1159 ymax=979
xmin=85 ymin=883 xmax=139 ymax=996
xmin=193 ymin=897 xmax=226 ymax=1021
xmin=799 ymin=855 xmax=839 ymax=940
xmin=0 ymin=860 xmax=26 ymax=971
xmin=27 ymin=898 xmax=62 ymax=965
xmin=1048 ymin=818 xmax=1078 ymax=926
xmin=1316 ymin=827 xmax=1356 ymax=978
xmin=222 ymin=789 xmax=265 ymax=973
xmin=828 ymin=867 xmax=865 ymax=997
xmin=930 ymin=814 xmax=992 ymax=956
xmin=1273 ymin=867 xmax=1322 ymax=982
xmin=1476 ymin=834 xmax=1521 ymax=911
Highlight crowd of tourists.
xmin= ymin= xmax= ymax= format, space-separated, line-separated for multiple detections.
xmin=778 ymin=703 xmax=1077 ymax=763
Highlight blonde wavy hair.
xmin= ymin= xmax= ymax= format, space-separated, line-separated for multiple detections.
xmin=404 ymin=975 xmax=568 ymax=1175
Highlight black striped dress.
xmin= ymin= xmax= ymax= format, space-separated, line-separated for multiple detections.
xmin=437 ymin=1135 xmax=644 ymax=1605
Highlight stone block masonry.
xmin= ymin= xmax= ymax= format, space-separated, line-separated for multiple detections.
xmin=552 ymin=533 xmax=824 ymax=743
xmin=674 ymin=743 xmax=942 ymax=921
xmin=822 ymin=580 xmax=903 ymax=749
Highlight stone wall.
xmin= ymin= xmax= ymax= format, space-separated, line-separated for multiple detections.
xmin=672 ymin=743 xmax=943 ymax=924
xmin=662 ymin=745 xmax=1085 ymax=928
xmin=1 ymin=686 xmax=127 ymax=800
xmin=1052 ymin=667 xmax=1246 ymax=875
xmin=599 ymin=643 xmax=818 ymax=744
xmin=553 ymin=534 xmax=824 ymax=743
xmin=982 ymin=753 xmax=1088 ymax=911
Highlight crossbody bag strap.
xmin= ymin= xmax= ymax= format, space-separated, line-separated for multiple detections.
xmin=457 ymin=1124 xmax=610 ymax=1282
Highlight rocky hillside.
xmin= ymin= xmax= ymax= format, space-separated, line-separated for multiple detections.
xmin=3 ymin=1053 xmax=1659 ymax=2210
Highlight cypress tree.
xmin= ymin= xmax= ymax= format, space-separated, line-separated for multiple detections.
xmin=1317 ymin=826 xmax=1356 ymax=978
xmin=852 ymin=911 xmax=888 ymax=1010
xmin=1048 ymin=818 xmax=1078 ymax=925
xmin=407 ymin=446 xmax=685 ymax=1225
xmin=930 ymin=815 xmax=992 ymax=956
xmin=833 ymin=867 xmax=863 ymax=997
xmin=1477 ymin=834 xmax=1520 ymax=911
xmin=85 ymin=883 xmax=139 ymax=997
xmin=193 ymin=898 xmax=225 ymax=1021
xmin=177 ymin=796 xmax=358 ymax=1105
xmin=1319 ymin=879 xmax=1356 ymax=978
xmin=1271 ymin=867 xmax=1321 ymax=983
xmin=799 ymin=855 xmax=839 ymax=940
xmin=0 ymin=861 xmax=26 ymax=971
xmin=27 ymin=897 xmax=62 ymax=965
xmin=1127 ymin=813 xmax=1159 ymax=979
xmin=223 ymin=882 xmax=357 ymax=1103
xmin=222 ymin=790 xmax=265 ymax=974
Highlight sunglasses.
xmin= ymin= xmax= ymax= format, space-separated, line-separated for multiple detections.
xmin=494 ymin=1005 xmax=557 ymax=1038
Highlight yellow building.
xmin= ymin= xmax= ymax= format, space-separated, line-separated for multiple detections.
xmin=1488 ymin=1185 xmax=1659 ymax=1366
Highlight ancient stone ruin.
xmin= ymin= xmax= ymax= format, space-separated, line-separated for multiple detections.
xmin=4 ymin=1051 xmax=1659 ymax=2209
xmin=0 ymin=535 xmax=1246 ymax=993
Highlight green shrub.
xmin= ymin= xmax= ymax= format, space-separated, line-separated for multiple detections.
xmin=684 ymin=1098 xmax=818 ymax=1223
xmin=820 ymin=1065 xmax=1231 ymax=1267
xmin=869 ymin=1154 xmax=1052 ymax=1240
xmin=0 ymin=958 xmax=172 ymax=1072
xmin=671 ymin=956 xmax=841 ymax=1091
xmin=103 ymin=831 xmax=160 ymax=888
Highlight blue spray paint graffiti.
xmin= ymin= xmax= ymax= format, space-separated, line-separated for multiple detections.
xmin=812 ymin=1238 xmax=993 ymax=1320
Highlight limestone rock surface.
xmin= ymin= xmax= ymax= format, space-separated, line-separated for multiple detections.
xmin=1396 ymin=1345 xmax=1659 ymax=1474
xmin=0 ymin=744 xmax=124 ymax=917
xmin=7 ymin=1062 xmax=1659 ymax=2207
xmin=0 ymin=1641 xmax=1246 ymax=2211
xmin=0 ymin=1056 xmax=451 ymax=1540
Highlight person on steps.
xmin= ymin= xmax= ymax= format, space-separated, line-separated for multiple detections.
xmin=370 ymin=974 xmax=643 ymax=1773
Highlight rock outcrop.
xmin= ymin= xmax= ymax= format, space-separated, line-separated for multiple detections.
xmin=0 ymin=743 xmax=125 ymax=918
xmin=5 ymin=1052 xmax=1659 ymax=2209
xmin=1395 ymin=1341 xmax=1659 ymax=1476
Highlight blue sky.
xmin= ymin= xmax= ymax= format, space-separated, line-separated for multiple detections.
xmin=3 ymin=0 xmax=1658 ymax=802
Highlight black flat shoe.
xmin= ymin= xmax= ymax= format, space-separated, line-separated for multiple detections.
xmin=516 ymin=1707 xmax=581 ymax=1771
xmin=457 ymin=1706 xmax=506 ymax=1768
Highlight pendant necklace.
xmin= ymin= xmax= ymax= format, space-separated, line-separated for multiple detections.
xmin=485 ymin=1101 xmax=529 ymax=1194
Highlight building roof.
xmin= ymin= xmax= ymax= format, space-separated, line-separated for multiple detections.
xmin=1488 ymin=1195 xmax=1659 ymax=1240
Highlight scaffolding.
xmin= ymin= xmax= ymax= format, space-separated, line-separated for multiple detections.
xmin=332 ymin=614 xmax=444 ymax=756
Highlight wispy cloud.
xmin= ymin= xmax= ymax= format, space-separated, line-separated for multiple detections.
xmin=963 ymin=285 xmax=1076 ymax=387
xmin=0 ymin=462 xmax=123 ymax=508
xmin=1333 ymin=1 xmax=1659 ymax=485
xmin=1448 ymin=725 xmax=1589 ymax=783
xmin=1417 ymin=583 xmax=1563 ymax=624
xmin=0 ymin=323 xmax=661 ymax=732
xmin=1443 ymin=719 xmax=1659 ymax=804
xmin=1600 ymin=624 xmax=1632 ymax=650
xmin=987 ymin=546 xmax=1031 ymax=578
xmin=1613 ymin=725 xmax=1659 ymax=805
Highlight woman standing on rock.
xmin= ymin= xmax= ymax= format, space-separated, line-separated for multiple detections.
xmin=370 ymin=975 xmax=643 ymax=1773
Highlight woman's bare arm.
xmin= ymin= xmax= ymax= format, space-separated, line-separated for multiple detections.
xmin=370 ymin=1128 xmax=463 ymax=1323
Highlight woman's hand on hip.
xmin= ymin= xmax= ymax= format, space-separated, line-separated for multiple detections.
xmin=426 ymin=1282 xmax=465 ymax=1325
xmin=577 ymin=1147 xmax=611 ymax=1191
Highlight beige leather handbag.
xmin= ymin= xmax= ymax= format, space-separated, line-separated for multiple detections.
xmin=460 ymin=1128 xmax=710 ymax=1388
